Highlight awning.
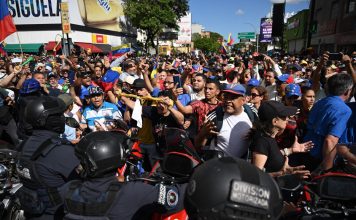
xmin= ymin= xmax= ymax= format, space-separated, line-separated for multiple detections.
xmin=4 ymin=43 xmax=43 ymax=53
xmin=45 ymin=41 xmax=62 ymax=51
xmin=74 ymin=42 xmax=102 ymax=53
xmin=93 ymin=44 xmax=111 ymax=53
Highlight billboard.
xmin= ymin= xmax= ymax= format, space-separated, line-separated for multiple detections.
xmin=8 ymin=0 xmax=127 ymax=33
xmin=176 ymin=13 xmax=191 ymax=44
xmin=260 ymin=18 xmax=273 ymax=43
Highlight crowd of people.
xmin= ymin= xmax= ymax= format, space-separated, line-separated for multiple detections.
xmin=0 ymin=48 xmax=355 ymax=219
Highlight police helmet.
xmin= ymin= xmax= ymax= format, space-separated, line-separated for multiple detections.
xmin=184 ymin=157 xmax=283 ymax=220
xmin=24 ymin=96 xmax=66 ymax=128
xmin=19 ymin=78 xmax=41 ymax=95
xmin=75 ymin=131 xmax=128 ymax=178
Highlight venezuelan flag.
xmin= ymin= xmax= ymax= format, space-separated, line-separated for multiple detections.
xmin=111 ymin=44 xmax=131 ymax=58
xmin=227 ymin=33 xmax=234 ymax=46
xmin=0 ymin=0 xmax=16 ymax=42
xmin=0 ymin=42 xmax=7 ymax=56
xmin=219 ymin=45 xmax=227 ymax=54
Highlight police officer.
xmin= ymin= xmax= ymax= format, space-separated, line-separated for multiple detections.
xmin=61 ymin=131 xmax=186 ymax=220
xmin=16 ymin=78 xmax=47 ymax=142
xmin=184 ymin=157 xmax=284 ymax=220
xmin=16 ymin=96 xmax=80 ymax=219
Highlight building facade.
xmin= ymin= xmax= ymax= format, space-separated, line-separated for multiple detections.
xmin=285 ymin=10 xmax=309 ymax=54
xmin=309 ymin=0 xmax=356 ymax=54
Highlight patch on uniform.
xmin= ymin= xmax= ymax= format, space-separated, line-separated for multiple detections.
xmin=229 ymin=180 xmax=270 ymax=210
xmin=166 ymin=189 xmax=178 ymax=207
xmin=158 ymin=184 xmax=166 ymax=205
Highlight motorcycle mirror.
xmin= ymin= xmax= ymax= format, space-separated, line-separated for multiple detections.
xmin=65 ymin=117 xmax=80 ymax=129
xmin=276 ymin=174 xmax=301 ymax=191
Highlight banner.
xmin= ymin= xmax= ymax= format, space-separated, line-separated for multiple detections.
xmin=260 ymin=18 xmax=273 ymax=43
xmin=176 ymin=13 xmax=191 ymax=44
xmin=8 ymin=0 xmax=127 ymax=32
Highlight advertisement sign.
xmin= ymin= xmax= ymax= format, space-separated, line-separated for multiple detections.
xmin=61 ymin=2 xmax=71 ymax=34
xmin=8 ymin=0 xmax=127 ymax=32
xmin=260 ymin=18 xmax=273 ymax=43
xmin=176 ymin=13 xmax=191 ymax=44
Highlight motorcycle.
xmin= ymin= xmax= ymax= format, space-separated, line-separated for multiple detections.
xmin=278 ymin=171 xmax=356 ymax=219
xmin=0 ymin=149 xmax=25 ymax=220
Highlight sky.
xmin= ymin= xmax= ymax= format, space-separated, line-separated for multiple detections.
xmin=189 ymin=0 xmax=310 ymax=40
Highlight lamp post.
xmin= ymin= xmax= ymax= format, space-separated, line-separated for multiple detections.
xmin=244 ymin=22 xmax=259 ymax=53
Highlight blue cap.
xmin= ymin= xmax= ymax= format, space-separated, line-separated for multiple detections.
xmin=223 ymin=84 xmax=246 ymax=96
xmin=277 ymin=74 xmax=294 ymax=84
xmin=285 ymin=84 xmax=301 ymax=98
xmin=88 ymin=86 xmax=103 ymax=95
xmin=19 ymin=79 xmax=41 ymax=94
xmin=247 ymin=78 xmax=259 ymax=87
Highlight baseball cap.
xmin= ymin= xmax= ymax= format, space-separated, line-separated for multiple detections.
xmin=247 ymin=78 xmax=259 ymax=87
xmin=277 ymin=74 xmax=294 ymax=84
xmin=300 ymin=60 xmax=308 ymax=65
xmin=132 ymin=79 xmax=145 ymax=89
xmin=88 ymin=86 xmax=103 ymax=96
xmin=47 ymin=72 xmax=58 ymax=79
xmin=258 ymin=101 xmax=298 ymax=122
xmin=223 ymin=84 xmax=246 ymax=96
xmin=58 ymin=94 xmax=74 ymax=108
xmin=19 ymin=79 xmax=41 ymax=95
xmin=285 ymin=84 xmax=301 ymax=98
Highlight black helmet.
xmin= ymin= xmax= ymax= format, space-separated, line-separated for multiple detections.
xmin=75 ymin=131 xmax=128 ymax=178
xmin=24 ymin=96 xmax=66 ymax=128
xmin=184 ymin=157 xmax=283 ymax=220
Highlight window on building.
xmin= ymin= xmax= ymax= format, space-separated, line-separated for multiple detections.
xmin=347 ymin=0 xmax=356 ymax=13
xmin=330 ymin=1 xmax=339 ymax=19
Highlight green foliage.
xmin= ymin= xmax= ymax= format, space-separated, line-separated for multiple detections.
xmin=193 ymin=37 xmax=221 ymax=53
xmin=192 ymin=33 xmax=201 ymax=41
xmin=209 ymin=32 xmax=223 ymax=41
xmin=123 ymin=0 xmax=189 ymax=53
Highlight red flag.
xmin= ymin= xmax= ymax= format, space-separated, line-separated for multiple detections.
xmin=0 ymin=0 xmax=16 ymax=42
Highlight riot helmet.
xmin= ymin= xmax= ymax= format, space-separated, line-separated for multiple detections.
xmin=24 ymin=96 xmax=66 ymax=133
xmin=184 ymin=157 xmax=283 ymax=220
xmin=75 ymin=131 xmax=128 ymax=178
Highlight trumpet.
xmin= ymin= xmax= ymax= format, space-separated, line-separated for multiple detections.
xmin=14 ymin=56 xmax=35 ymax=72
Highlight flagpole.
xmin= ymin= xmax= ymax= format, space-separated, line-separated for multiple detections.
xmin=16 ymin=32 xmax=23 ymax=62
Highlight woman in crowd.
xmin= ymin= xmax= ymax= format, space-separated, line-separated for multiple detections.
xmin=249 ymin=101 xmax=313 ymax=177
xmin=249 ymin=86 xmax=268 ymax=110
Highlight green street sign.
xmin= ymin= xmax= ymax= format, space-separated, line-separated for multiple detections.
xmin=238 ymin=32 xmax=255 ymax=39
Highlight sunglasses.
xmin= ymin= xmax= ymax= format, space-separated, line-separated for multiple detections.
xmin=251 ymin=93 xmax=261 ymax=98
xmin=164 ymin=81 xmax=174 ymax=85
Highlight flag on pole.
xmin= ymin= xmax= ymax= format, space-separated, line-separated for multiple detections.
xmin=111 ymin=44 xmax=131 ymax=58
xmin=0 ymin=0 xmax=16 ymax=42
xmin=227 ymin=33 xmax=234 ymax=46
xmin=0 ymin=42 xmax=7 ymax=56
xmin=219 ymin=45 xmax=227 ymax=54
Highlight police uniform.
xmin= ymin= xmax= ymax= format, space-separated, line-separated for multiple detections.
xmin=17 ymin=130 xmax=80 ymax=219
xmin=60 ymin=175 xmax=187 ymax=220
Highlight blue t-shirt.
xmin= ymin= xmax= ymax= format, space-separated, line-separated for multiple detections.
xmin=339 ymin=102 xmax=356 ymax=145
xmin=304 ymin=96 xmax=352 ymax=159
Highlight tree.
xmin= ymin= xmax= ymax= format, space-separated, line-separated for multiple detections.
xmin=123 ymin=0 xmax=189 ymax=54
xmin=193 ymin=37 xmax=221 ymax=53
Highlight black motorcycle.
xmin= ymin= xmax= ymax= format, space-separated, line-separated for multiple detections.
xmin=0 ymin=149 xmax=24 ymax=220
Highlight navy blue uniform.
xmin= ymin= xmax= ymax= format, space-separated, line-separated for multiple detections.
xmin=17 ymin=130 xmax=80 ymax=219
xmin=60 ymin=175 xmax=187 ymax=219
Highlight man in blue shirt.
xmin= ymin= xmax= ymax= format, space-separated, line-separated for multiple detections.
xmin=336 ymin=102 xmax=356 ymax=174
xmin=304 ymin=73 xmax=354 ymax=171
xmin=81 ymin=86 xmax=122 ymax=132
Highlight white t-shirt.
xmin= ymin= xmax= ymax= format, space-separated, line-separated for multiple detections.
xmin=210 ymin=112 xmax=252 ymax=158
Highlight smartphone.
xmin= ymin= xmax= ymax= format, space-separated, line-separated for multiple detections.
xmin=254 ymin=55 xmax=264 ymax=61
xmin=328 ymin=53 xmax=342 ymax=60
xmin=173 ymin=75 xmax=182 ymax=88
